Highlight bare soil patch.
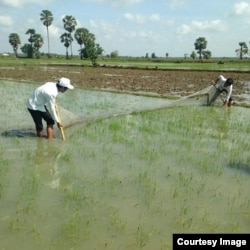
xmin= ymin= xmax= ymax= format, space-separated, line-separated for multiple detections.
xmin=1 ymin=65 xmax=250 ymax=102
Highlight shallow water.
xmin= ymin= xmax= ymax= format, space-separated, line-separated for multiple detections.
xmin=0 ymin=80 xmax=249 ymax=250
xmin=0 ymin=80 xmax=172 ymax=131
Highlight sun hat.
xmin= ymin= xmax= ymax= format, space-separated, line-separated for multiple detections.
xmin=58 ymin=77 xmax=74 ymax=89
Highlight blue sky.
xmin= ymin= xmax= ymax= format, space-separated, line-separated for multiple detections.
xmin=1 ymin=0 xmax=250 ymax=57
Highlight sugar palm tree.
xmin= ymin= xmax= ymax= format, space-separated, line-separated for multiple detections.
xmin=40 ymin=10 xmax=53 ymax=57
xmin=74 ymin=27 xmax=95 ymax=59
xmin=63 ymin=15 xmax=77 ymax=57
xmin=8 ymin=33 xmax=21 ymax=58
xmin=25 ymin=29 xmax=36 ymax=58
xmin=194 ymin=37 xmax=207 ymax=60
xmin=237 ymin=42 xmax=248 ymax=59
xmin=33 ymin=34 xmax=44 ymax=58
xmin=60 ymin=33 xmax=73 ymax=59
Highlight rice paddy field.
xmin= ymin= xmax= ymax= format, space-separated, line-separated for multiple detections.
xmin=0 ymin=80 xmax=250 ymax=250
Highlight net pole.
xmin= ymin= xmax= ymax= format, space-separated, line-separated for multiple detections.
xmin=55 ymin=102 xmax=65 ymax=140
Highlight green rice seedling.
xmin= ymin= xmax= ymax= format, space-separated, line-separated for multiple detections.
xmin=0 ymin=148 xmax=10 ymax=199
xmin=61 ymin=149 xmax=72 ymax=162
xmin=108 ymin=207 xmax=127 ymax=232
xmin=17 ymin=164 xmax=41 ymax=214
xmin=171 ymin=186 xmax=179 ymax=200
xmin=1 ymin=81 xmax=250 ymax=249
xmin=230 ymin=222 xmax=240 ymax=232
xmin=58 ymin=212 xmax=86 ymax=249
xmin=136 ymin=225 xmax=151 ymax=249
xmin=137 ymin=171 xmax=157 ymax=206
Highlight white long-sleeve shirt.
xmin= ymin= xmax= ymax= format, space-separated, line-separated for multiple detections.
xmin=216 ymin=75 xmax=233 ymax=102
xmin=26 ymin=82 xmax=60 ymax=123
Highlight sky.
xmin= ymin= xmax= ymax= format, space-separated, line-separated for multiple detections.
xmin=1 ymin=0 xmax=250 ymax=57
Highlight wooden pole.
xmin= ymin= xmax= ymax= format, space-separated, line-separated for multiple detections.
xmin=55 ymin=102 xmax=65 ymax=140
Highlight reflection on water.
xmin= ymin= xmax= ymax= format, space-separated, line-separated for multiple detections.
xmin=0 ymin=80 xmax=250 ymax=249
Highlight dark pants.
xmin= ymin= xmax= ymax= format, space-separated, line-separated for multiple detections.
xmin=28 ymin=107 xmax=54 ymax=132
xmin=208 ymin=89 xmax=232 ymax=105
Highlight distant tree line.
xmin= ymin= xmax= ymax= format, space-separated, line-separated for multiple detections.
xmin=8 ymin=12 xmax=250 ymax=62
xmin=143 ymin=37 xmax=250 ymax=60
xmin=8 ymin=10 xmax=104 ymax=65
xmin=191 ymin=37 xmax=250 ymax=60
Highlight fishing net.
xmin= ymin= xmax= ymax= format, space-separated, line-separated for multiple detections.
xmin=1 ymin=105 xmax=83 ymax=138
xmin=1 ymin=81 xmax=222 ymax=138
xmin=166 ymin=84 xmax=222 ymax=107
xmin=0 ymin=80 xmax=83 ymax=137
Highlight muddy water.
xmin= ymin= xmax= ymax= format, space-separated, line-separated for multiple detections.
xmin=0 ymin=80 xmax=172 ymax=131
xmin=0 ymin=80 xmax=250 ymax=250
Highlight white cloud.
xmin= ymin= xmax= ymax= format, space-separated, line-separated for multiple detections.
xmin=0 ymin=15 xmax=13 ymax=26
xmin=47 ymin=25 xmax=60 ymax=38
xmin=191 ymin=20 xmax=226 ymax=31
xmin=80 ymin=0 xmax=143 ymax=7
xmin=80 ymin=0 xmax=105 ymax=3
xmin=0 ymin=0 xmax=53 ymax=8
xmin=177 ymin=24 xmax=191 ymax=35
xmin=0 ymin=0 xmax=22 ymax=8
xmin=177 ymin=19 xmax=226 ymax=35
xmin=90 ymin=19 xmax=98 ymax=28
xmin=89 ymin=19 xmax=118 ymax=41
xmin=123 ymin=13 xmax=162 ymax=24
xmin=149 ymin=14 xmax=161 ymax=22
xmin=112 ymin=0 xmax=143 ymax=7
xmin=169 ymin=0 xmax=187 ymax=10
xmin=234 ymin=1 xmax=250 ymax=15
xmin=123 ymin=13 xmax=146 ymax=24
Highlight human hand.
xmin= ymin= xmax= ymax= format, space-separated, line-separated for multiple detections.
xmin=57 ymin=122 xmax=63 ymax=128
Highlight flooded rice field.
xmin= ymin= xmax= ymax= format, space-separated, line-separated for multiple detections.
xmin=0 ymin=80 xmax=250 ymax=249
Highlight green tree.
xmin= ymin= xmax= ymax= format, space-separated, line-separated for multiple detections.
xmin=63 ymin=15 xmax=77 ymax=57
xmin=40 ymin=10 xmax=53 ymax=57
xmin=8 ymin=33 xmax=21 ymax=58
xmin=194 ymin=37 xmax=207 ymax=60
xmin=33 ymin=33 xmax=44 ymax=58
xmin=60 ymin=32 xmax=73 ymax=59
xmin=74 ymin=27 xmax=95 ymax=59
xmin=235 ymin=42 xmax=248 ymax=59
xmin=110 ymin=50 xmax=119 ymax=58
xmin=20 ymin=44 xmax=33 ymax=57
xmin=85 ymin=41 xmax=104 ymax=65
xmin=190 ymin=51 xmax=196 ymax=60
xmin=25 ymin=29 xmax=36 ymax=58
xmin=202 ymin=50 xmax=212 ymax=59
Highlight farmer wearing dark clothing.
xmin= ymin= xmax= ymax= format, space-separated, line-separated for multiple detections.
xmin=209 ymin=75 xmax=234 ymax=107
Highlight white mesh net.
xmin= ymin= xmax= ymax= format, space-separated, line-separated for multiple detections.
xmin=1 ymin=83 xmax=223 ymax=138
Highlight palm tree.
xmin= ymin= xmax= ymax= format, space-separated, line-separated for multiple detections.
xmin=74 ymin=28 xmax=95 ymax=59
xmin=60 ymin=33 xmax=73 ymax=59
xmin=194 ymin=37 xmax=207 ymax=60
xmin=40 ymin=10 xmax=53 ymax=57
xmin=8 ymin=33 xmax=21 ymax=58
xmin=25 ymin=29 xmax=36 ymax=58
xmin=237 ymin=42 xmax=248 ymax=59
xmin=33 ymin=34 xmax=44 ymax=58
xmin=63 ymin=15 xmax=77 ymax=57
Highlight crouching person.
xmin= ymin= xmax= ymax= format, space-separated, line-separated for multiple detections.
xmin=26 ymin=77 xmax=74 ymax=139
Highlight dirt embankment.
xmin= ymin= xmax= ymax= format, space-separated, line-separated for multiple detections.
xmin=1 ymin=65 xmax=250 ymax=101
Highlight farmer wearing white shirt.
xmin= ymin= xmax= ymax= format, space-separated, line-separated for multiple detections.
xmin=209 ymin=75 xmax=234 ymax=107
xmin=27 ymin=77 xmax=74 ymax=139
